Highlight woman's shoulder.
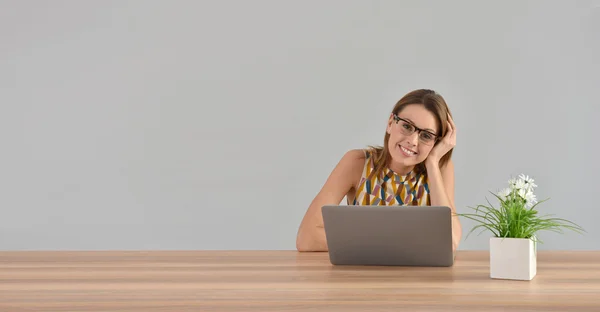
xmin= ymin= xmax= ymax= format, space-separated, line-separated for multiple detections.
xmin=344 ymin=146 xmax=382 ymax=160
xmin=344 ymin=146 xmax=382 ymax=164
xmin=334 ymin=148 xmax=369 ymax=177
xmin=340 ymin=148 xmax=367 ymax=166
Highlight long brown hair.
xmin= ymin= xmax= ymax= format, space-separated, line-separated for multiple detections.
xmin=368 ymin=89 xmax=453 ymax=180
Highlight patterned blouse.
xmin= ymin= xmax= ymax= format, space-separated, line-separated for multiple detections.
xmin=350 ymin=149 xmax=431 ymax=206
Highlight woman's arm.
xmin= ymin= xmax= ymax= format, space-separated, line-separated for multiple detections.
xmin=425 ymin=158 xmax=462 ymax=252
xmin=296 ymin=149 xmax=364 ymax=252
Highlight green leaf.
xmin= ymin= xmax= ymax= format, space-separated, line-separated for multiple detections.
xmin=456 ymin=185 xmax=585 ymax=243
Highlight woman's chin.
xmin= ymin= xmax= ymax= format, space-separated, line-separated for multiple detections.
xmin=389 ymin=154 xmax=420 ymax=171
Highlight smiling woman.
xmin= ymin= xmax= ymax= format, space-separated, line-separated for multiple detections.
xmin=296 ymin=89 xmax=462 ymax=253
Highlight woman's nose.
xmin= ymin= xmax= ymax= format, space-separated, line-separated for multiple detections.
xmin=406 ymin=132 xmax=419 ymax=146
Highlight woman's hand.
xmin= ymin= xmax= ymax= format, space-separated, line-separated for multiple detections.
xmin=426 ymin=113 xmax=456 ymax=166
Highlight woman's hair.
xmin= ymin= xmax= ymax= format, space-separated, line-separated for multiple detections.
xmin=368 ymin=89 xmax=453 ymax=179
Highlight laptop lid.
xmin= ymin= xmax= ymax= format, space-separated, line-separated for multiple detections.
xmin=322 ymin=205 xmax=454 ymax=267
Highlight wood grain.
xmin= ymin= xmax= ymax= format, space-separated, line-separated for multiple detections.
xmin=1 ymin=250 xmax=599 ymax=311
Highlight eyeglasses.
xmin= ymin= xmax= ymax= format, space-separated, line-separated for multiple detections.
xmin=393 ymin=115 xmax=439 ymax=145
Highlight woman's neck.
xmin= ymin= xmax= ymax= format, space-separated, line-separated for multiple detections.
xmin=387 ymin=161 xmax=414 ymax=176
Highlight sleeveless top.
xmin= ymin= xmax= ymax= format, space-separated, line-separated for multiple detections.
xmin=349 ymin=149 xmax=431 ymax=206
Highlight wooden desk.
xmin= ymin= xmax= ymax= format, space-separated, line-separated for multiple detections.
xmin=1 ymin=250 xmax=599 ymax=311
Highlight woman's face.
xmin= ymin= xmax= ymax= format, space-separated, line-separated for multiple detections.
xmin=386 ymin=104 xmax=439 ymax=173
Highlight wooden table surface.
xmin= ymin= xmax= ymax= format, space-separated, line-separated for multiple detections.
xmin=1 ymin=250 xmax=599 ymax=311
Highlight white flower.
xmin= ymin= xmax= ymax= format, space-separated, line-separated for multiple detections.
xmin=514 ymin=179 xmax=526 ymax=191
xmin=529 ymin=181 xmax=538 ymax=188
xmin=497 ymin=188 xmax=511 ymax=200
xmin=496 ymin=173 xmax=540 ymax=209
xmin=518 ymin=188 xmax=527 ymax=199
xmin=519 ymin=174 xmax=538 ymax=188
xmin=519 ymin=174 xmax=533 ymax=183
xmin=524 ymin=191 xmax=537 ymax=208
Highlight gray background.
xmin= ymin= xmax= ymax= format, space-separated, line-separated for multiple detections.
xmin=1 ymin=0 xmax=598 ymax=251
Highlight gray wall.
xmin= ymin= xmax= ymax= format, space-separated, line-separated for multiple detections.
xmin=1 ymin=0 xmax=598 ymax=251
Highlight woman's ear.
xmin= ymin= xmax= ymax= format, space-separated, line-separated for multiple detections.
xmin=386 ymin=113 xmax=394 ymax=134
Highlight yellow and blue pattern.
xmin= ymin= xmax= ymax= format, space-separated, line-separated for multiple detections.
xmin=351 ymin=150 xmax=430 ymax=206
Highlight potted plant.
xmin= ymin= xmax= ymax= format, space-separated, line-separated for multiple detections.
xmin=456 ymin=174 xmax=585 ymax=281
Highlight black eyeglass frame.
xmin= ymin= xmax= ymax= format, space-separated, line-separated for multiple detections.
xmin=392 ymin=114 xmax=440 ymax=144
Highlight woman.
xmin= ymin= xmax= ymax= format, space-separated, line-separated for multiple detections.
xmin=296 ymin=89 xmax=462 ymax=252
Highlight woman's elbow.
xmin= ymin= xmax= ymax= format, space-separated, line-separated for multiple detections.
xmin=296 ymin=240 xmax=311 ymax=252
xmin=295 ymin=232 xmax=313 ymax=252
xmin=296 ymin=230 xmax=327 ymax=252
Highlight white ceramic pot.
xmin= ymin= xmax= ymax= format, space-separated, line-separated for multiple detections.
xmin=489 ymin=236 xmax=537 ymax=280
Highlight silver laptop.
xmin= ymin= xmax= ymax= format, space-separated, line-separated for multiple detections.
xmin=322 ymin=205 xmax=454 ymax=267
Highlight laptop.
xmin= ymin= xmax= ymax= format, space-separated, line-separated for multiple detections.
xmin=321 ymin=205 xmax=454 ymax=267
